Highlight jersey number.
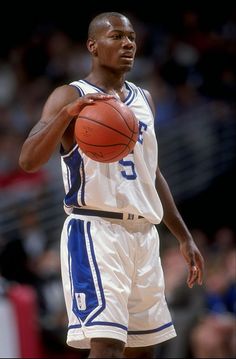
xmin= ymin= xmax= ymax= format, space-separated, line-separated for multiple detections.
xmin=119 ymin=120 xmax=147 ymax=180
xmin=119 ymin=159 xmax=137 ymax=180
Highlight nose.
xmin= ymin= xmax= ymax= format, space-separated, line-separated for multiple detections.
xmin=122 ymin=36 xmax=135 ymax=48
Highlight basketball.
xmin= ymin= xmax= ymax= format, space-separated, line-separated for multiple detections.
xmin=74 ymin=98 xmax=139 ymax=163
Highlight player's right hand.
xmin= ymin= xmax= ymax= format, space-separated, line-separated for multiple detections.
xmin=66 ymin=93 xmax=116 ymax=117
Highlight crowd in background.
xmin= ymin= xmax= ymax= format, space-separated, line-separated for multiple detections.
xmin=0 ymin=4 xmax=235 ymax=358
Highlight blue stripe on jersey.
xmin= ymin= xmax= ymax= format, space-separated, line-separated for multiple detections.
xmin=80 ymin=80 xmax=135 ymax=105
xmin=80 ymin=80 xmax=104 ymax=93
xmin=68 ymin=324 xmax=82 ymax=329
xmin=138 ymin=87 xmax=154 ymax=116
xmin=125 ymin=82 xmax=135 ymax=106
xmin=63 ymin=147 xmax=86 ymax=207
xmin=67 ymin=219 xmax=105 ymax=323
xmin=128 ymin=321 xmax=173 ymax=335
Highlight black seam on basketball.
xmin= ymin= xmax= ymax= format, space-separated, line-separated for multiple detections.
xmin=103 ymin=101 xmax=138 ymax=133
xmin=75 ymin=138 xmax=131 ymax=147
xmin=77 ymin=141 xmax=131 ymax=162
xmin=88 ymin=152 xmax=126 ymax=162
xmin=77 ymin=115 xmax=136 ymax=143
xmin=76 ymin=140 xmax=135 ymax=162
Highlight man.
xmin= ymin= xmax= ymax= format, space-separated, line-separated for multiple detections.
xmin=19 ymin=12 xmax=204 ymax=359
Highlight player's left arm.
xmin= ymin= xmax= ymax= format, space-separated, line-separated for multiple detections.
xmin=155 ymin=167 xmax=204 ymax=288
xmin=144 ymin=88 xmax=204 ymax=288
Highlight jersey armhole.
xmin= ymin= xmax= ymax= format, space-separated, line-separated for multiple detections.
xmin=69 ymin=84 xmax=84 ymax=97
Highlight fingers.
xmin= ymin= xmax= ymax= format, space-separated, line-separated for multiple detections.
xmin=187 ymin=264 xmax=199 ymax=288
xmin=84 ymin=93 xmax=116 ymax=101
xmin=187 ymin=259 xmax=204 ymax=288
xmin=67 ymin=94 xmax=116 ymax=116
xmin=183 ymin=244 xmax=204 ymax=289
xmin=196 ymin=255 xmax=204 ymax=285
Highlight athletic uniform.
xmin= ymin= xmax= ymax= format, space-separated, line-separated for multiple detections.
xmin=60 ymin=79 xmax=176 ymax=348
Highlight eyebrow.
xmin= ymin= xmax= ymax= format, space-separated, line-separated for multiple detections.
xmin=109 ymin=29 xmax=136 ymax=35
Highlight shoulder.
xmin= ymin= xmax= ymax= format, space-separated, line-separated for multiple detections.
xmin=42 ymin=84 xmax=80 ymax=114
xmin=39 ymin=84 xmax=81 ymax=124
xmin=141 ymin=88 xmax=156 ymax=117
xmin=49 ymin=84 xmax=81 ymax=103
xmin=125 ymin=80 xmax=155 ymax=115
xmin=142 ymin=88 xmax=152 ymax=102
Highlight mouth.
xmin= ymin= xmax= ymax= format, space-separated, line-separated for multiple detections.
xmin=120 ymin=55 xmax=134 ymax=62
xmin=120 ymin=53 xmax=134 ymax=60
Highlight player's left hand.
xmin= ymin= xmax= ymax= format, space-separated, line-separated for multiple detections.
xmin=179 ymin=239 xmax=204 ymax=288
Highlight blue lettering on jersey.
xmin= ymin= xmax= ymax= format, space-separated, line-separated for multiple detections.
xmin=138 ymin=121 xmax=148 ymax=144
xmin=119 ymin=121 xmax=147 ymax=180
xmin=119 ymin=159 xmax=137 ymax=180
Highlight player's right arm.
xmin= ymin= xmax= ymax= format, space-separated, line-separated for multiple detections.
xmin=19 ymin=85 xmax=113 ymax=173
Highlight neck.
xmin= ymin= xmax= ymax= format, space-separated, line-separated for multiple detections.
xmin=85 ymin=72 xmax=127 ymax=101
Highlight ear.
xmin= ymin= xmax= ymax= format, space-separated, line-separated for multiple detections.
xmin=87 ymin=38 xmax=97 ymax=56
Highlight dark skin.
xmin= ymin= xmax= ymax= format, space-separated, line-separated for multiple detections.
xmin=19 ymin=13 xmax=204 ymax=359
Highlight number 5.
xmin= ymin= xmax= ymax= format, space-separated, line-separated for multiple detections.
xmin=119 ymin=159 xmax=137 ymax=180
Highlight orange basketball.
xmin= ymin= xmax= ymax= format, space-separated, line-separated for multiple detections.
xmin=74 ymin=98 xmax=139 ymax=163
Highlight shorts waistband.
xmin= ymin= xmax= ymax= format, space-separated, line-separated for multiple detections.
xmin=71 ymin=208 xmax=144 ymax=220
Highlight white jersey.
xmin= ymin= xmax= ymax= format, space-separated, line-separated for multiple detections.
xmin=60 ymin=79 xmax=163 ymax=224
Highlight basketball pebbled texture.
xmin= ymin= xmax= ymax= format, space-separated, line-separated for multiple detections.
xmin=74 ymin=98 xmax=139 ymax=163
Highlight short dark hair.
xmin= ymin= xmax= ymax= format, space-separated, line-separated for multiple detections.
xmin=88 ymin=12 xmax=127 ymax=39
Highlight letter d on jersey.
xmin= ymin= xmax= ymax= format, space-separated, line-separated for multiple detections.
xmin=76 ymin=292 xmax=86 ymax=310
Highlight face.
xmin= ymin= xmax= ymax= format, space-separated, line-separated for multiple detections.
xmin=88 ymin=16 xmax=137 ymax=72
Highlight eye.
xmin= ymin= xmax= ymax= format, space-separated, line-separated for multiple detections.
xmin=112 ymin=34 xmax=123 ymax=40
xmin=110 ymin=33 xmax=136 ymax=41
xmin=129 ymin=35 xmax=136 ymax=42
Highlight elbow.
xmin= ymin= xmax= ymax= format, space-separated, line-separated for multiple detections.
xmin=19 ymin=154 xmax=39 ymax=173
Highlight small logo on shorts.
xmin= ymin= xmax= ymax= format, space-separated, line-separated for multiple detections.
xmin=75 ymin=292 xmax=86 ymax=310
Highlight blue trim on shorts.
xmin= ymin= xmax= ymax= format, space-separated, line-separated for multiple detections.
xmin=68 ymin=321 xmax=127 ymax=332
xmin=86 ymin=221 xmax=106 ymax=323
xmin=68 ymin=321 xmax=172 ymax=334
xmin=128 ymin=321 xmax=173 ymax=335
xmin=67 ymin=219 xmax=105 ymax=323
xmin=86 ymin=321 xmax=128 ymax=331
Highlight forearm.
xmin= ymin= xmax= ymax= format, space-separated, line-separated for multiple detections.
xmin=19 ymin=107 xmax=73 ymax=172
xmin=156 ymin=168 xmax=204 ymax=287
xmin=156 ymin=170 xmax=192 ymax=243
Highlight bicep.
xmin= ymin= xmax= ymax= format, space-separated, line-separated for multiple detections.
xmin=27 ymin=84 xmax=80 ymax=149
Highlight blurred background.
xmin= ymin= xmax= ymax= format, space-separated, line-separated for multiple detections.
xmin=0 ymin=1 xmax=235 ymax=358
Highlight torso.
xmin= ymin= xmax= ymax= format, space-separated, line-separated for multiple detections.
xmin=60 ymin=79 xmax=163 ymax=224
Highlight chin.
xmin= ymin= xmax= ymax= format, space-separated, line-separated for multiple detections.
xmin=120 ymin=64 xmax=133 ymax=72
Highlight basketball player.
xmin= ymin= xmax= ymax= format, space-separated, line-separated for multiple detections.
xmin=19 ymin=12 xmax=204 ymax=358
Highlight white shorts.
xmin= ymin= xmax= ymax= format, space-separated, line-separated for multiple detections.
xmin=60 ymin=214 xmax=176 ymax=349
